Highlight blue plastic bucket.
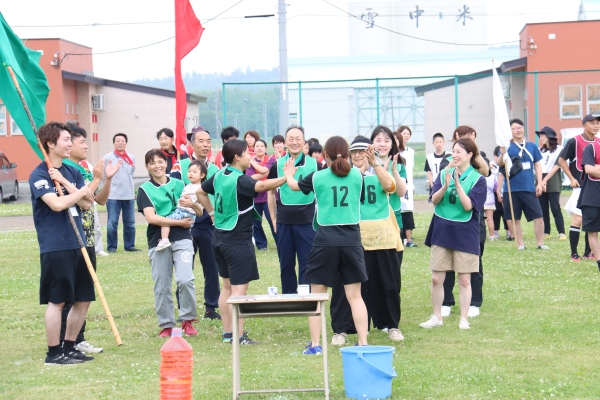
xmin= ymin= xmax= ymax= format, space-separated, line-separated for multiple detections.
xmin=339 ymin=346 xmax=396 ymax=399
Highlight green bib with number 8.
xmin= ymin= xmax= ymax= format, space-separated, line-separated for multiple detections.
xmin=434 ymin=166 xmax=481 ymax=222
xmin=313 ymin=168 xmax=362 ymax=226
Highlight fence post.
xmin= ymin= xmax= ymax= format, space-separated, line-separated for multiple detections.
xmin=534 ymin=71 xmax=539 ymax=144
xmin=299 ymin=81 xmax=303 ymax=127
xmin=454 ymin=75 xmax=459 ymax=127
xmin=376 ymin=78 xmax=380 ymax=125
xmin=222 ymin=82 xmax=227 ymax=128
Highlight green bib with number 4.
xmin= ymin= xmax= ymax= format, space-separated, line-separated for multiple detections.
xmin=360 ymin=173 xmax=390 ymax=221
xmin=434 ymin=166 xmax=481 ymax=222
xmin=212 ymin=167 xmax=244 ymax=230
xmin=313 ymin=168 xmax=362 ymax=226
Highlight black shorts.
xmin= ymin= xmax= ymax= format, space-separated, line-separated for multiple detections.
xmin=401 ymin=212 xmax=415 ymax=230
xmin=305 ymin=246 xmax=367 ymax=287
xmin=503 ymin=191 xmax=543 ymax=221
xmin=213 ymin=241 xmax=259 ymax=285
xmin=582 ymin=206 xmax=600 ymax=233
xmin=40 ymin=248 xmax=96 ymax=305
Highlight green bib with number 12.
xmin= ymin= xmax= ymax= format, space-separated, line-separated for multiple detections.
xmin=434 ymin=166 xmax=481 ymax=222
xmin=313 ymin=168 xmax=362 ymax=226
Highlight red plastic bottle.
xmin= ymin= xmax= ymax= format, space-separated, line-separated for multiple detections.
xmin=160 ymin=328 xmax=194 ymax=399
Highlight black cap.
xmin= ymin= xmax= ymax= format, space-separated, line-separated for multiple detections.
xmin=582 ymin=114 xmax=600 ymax=124
xmin=187 ymin=125 xmax=210 ymax=142
xmin=349 ymin=136 xmax=372 ymax=151
xmin=535 ymin=126 xmax=557 ymax=139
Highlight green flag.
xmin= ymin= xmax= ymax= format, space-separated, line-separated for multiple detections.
xmin=0 ymin=12 xmax=49 ymax=160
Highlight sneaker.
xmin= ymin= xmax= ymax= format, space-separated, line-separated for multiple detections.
xmin=378 ymin=326 xmax=388 ymax=332
xmin=124 ymin=247 xmax=142 ymax=252
xmin=537 ymin=245 xmax=549 ymax=250
xmin=222 ymin=332 xmax=233 ymax=343
xmin=388 ymin=328 xmax=404 ymax=341
xmin=406 ymin=241 xmax=418 ymax=248
xmin=506 ymin=234 xmax=514 ymax=241
xmin=44 ymin=353 xmax=83 ymax=365
xmin=204 ymin=310 xmax=222 ymax=320
xmin=155 ymin=239 xmax=171 ymax=251
xmin=558 ymin=233 xmax=567 ymax=240
xmin=159 ymin=328 xmax=173 ymax=338
xmin=441 ymin=306 xmax=451 ymax=317
xmin=488 ymin=236 xmax=496 ymax=241
xmin=494 ymin=231 xmax=500 ymax=239
xmin=75 ymin=341 xmax=104 ymax=354
xmin=583 ymin=253 xmax=596 ymax=260
xmin=96 ymin=250 xmax=109 ymax=257
xmin=331 ymin=333 xmax=347 ymax=346
xmin=419 ymin=315 xmax=443 ymax=329
xmin=571 ymin=254 xmax=581 ymax=262
xmin=64 ymin=348 xmax=94 ymax=362
xmin=302 ymin=344 xmax=323 ymax=355
xmin=543 ymin=233 xmax=551 ymax=239
xmin=467 ymin=306 xmax=480 ymax=317
xmin=239 ymin=332 xmax=261 ymax=345
xmin=181 ymin=320 xmax=198 ymax=336
xmin=459 ymin=318 xmax=470 ymax=330
xmin=518 ymin=245 xmax=526 ymax=250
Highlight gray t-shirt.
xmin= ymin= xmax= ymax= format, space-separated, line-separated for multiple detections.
xmin=103 ymin=151 xmax=136 ymax=200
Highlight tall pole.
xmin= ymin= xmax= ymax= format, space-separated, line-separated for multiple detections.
xmin=278 ymin=0 xmax=289 ymax=132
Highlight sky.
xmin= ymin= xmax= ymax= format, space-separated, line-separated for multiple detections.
xmin=1 ymin=0 xmax=589 ymax=82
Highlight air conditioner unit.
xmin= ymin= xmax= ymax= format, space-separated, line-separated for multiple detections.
xmin=501 ymin=82 xmax=511 ymax=99
xmin=92 ymin=94 xmax=105 ymax=111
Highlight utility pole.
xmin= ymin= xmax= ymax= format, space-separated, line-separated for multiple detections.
xmin=278 ymin=0 xmax=289 ymax=133
xmin=262 ymin=100 xmax=268 ymax=140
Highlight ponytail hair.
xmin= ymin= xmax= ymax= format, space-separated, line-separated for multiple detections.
xmin=324 ymin=136 xmax=351 ymax=177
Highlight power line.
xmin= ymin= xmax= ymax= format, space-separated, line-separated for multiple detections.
xmin=322 ymin=0 xmax=520 ymax=46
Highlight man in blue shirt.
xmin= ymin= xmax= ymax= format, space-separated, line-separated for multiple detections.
xmin=498 ymin=119 xmax=548 ymax=250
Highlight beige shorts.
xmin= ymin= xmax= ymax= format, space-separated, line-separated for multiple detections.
xmin=429 ymin=245 xmax=479 ymax=273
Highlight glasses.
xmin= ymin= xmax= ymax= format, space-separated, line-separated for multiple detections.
xmin=511 ymin=126 xmax=524 ymax=131
xmin=350 ymin=149 xmax=366 ymax=154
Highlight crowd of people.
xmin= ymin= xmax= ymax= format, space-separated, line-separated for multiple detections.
xmin=30 ymin=115 xmax=600 ymax=364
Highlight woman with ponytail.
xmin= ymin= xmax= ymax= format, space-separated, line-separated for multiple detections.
xmin=283 ymin=136 xmax=369 ymax=354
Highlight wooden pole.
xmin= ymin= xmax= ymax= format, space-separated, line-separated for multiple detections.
xmin=504 ymin=166 xmax=519 ymax=250
xmin=6 ymin=65 xmax=122 ymax=346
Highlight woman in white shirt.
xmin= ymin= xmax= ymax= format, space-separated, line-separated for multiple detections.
xmin=537 ymin=127 xmax=565 ymax=240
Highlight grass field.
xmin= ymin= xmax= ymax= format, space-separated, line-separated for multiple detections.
xmin=1 ymin=211 xmax=600 ymax=399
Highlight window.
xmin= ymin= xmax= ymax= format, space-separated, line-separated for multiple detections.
xmin=587 ymin=84 xmax=600 ymax=115
xmin=11 ymin=118 xmax=22 ymax=135
xmin=559 ymin=85 xmax=582 ymax=119
xmin=0 ymin=103 xmax=6 ymax=136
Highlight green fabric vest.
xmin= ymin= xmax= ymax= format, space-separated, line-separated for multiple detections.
xmin=313 ymin=168 xmax=362 ymax=226
xmin=179 ymin=158 xmax=218 ymax=204
xmin=212 ymin=166 xmax=246 ymax=231
xmin=140 ymin=178 xmax=184 ymax=217
xmin=434 ymin=166 xmax=481 ymax=222
xmin=63 ymin=158 xmax=93 ymax=182
xmin=388 ymin=163 xmax=406 ymax=212
xmin=277 ymin=153 xmax=317 ymax=205
xmin=360 ymin=173 xmax=390 ymax=221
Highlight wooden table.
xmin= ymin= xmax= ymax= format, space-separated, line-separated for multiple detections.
xmin=227 ymin=293 xmax=330 ymax=399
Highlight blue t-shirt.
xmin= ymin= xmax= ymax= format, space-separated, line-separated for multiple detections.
xmin=29 ymin=162 xmax=86 ymax=254
xmin=425 ymin=172 xmax=487 ymax=255
xmin=502 ymin=141 xmax=542 ymax=193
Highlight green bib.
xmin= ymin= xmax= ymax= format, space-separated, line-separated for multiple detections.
xmin=212 ymin=167 xmax=248 ymax=231
xmin=360 ymin=173 xmax=391 ymax=221
xmin=388 ymin=163 xmax=406 ymax=212
xmin=277 ymin=153 xmax=317 ymax=205
xmin=140 ymin=178 xmax=184 ymax=217
xmin=434 ymin=166 xmax=481 ymax=222
xmin=179 ymin=158 xmax=218 ymax=205
xmin=313 ymin=168 xmax=362 ymax=226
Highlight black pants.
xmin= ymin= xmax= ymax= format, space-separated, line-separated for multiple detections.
xmin=538 ymin=191 xmax=565 ymax=235
xmin=442 ymin=241 xmax=484 ymax=307
xmin=60 ymin=247 xmax=96 ymax=344
xmin=330 ymin=250 xmax=402 ymax=333
xmin=191 ymin=227 xmax=221 ymax=311
xmin=493 ymin=195 xmax=508 ymax=231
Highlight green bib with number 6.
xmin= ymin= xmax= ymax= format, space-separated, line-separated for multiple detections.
xmin=434 ymin=166 xmax=481 ymax=222
xmin=360 ymin=173 xmax=390 ymax=221
xmin=313 ymin=168 xmax=362 ymax=226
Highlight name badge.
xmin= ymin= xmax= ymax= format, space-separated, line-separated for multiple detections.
xmin=69 ymin=206 xmax=79 ymax=217
xmin=522 ymin=162 xmax=531 ymax=170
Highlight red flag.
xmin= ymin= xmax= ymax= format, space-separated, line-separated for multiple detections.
xmin=175 ymin=0 xmax=204 ymax=152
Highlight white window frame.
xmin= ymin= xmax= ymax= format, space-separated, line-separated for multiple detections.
xmin=587 ymin=83 xmax=600 ymax=116
xmin=11 ymin=118 xmax=23 ymax=135
xmin=0 ymin=103 xmax=7 ymax=136
xmin=559 ymin=84 xmax=582 ymax=119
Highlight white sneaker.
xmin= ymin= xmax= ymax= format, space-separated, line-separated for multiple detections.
xmin=331 ymin=333 xmax=347 ymax=346
xmin=467 ymin=306 xmax=480 ymax=317
xmin=96 ymin=251 xmax=109 ymax=257
xmin=518 ymin=245 xmax=526 ymax=250
xmin=441 ymin=306 xmax=451 ymax=317
xmin=155 ymin=239 xmax=171 ymax=251
xmin=388 ymin=328 xmax=404 ymax=341
xmin=75 ymin=340 xmax=104 ymax=354
xmin=419 ymin=315 xmax=443 ymax=329
xmin=459 ymin=318 xmax=470 ymax=330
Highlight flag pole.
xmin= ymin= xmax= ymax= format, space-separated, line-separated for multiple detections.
xmin=504 ymin=157 xmax=518 ymax=250
xmin=6 ymin=65 xmax=123 ymax=346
